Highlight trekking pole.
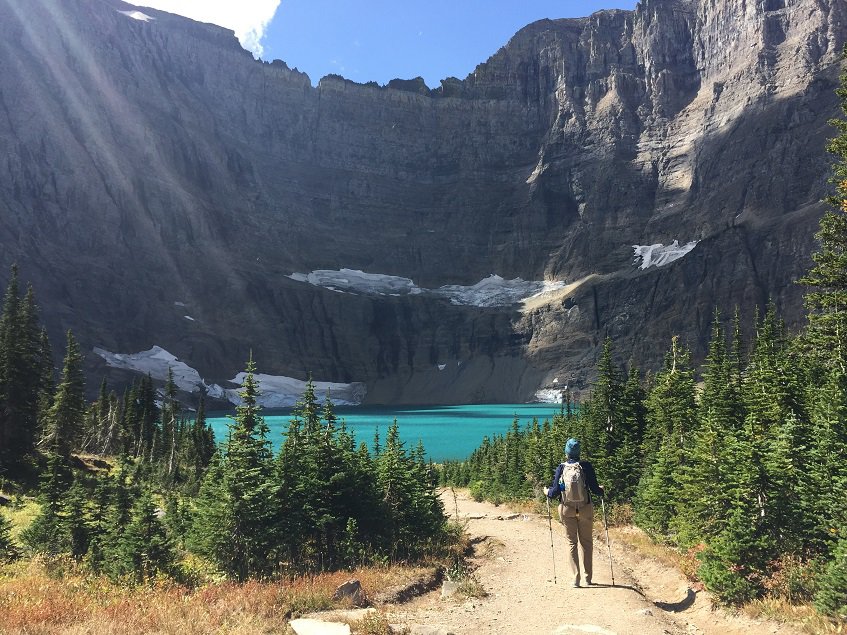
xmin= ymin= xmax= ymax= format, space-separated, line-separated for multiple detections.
xmin=545 ymin=493 xmax=558 ymax=584
xmin=600 ymin=496 xmax=615 ymax=586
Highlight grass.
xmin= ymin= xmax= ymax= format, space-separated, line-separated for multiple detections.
xmin=744 ymin=597 xmax=844 ymax=634
xmin=0 ymin=559 xmax=438 ymax=634
xmin=610 ymin=525 xmax=845 ymax=633
xmin=607 ymin=525 xmax=702 ymax=580
xmin=5 ymin=496 xmax=40 ymax=544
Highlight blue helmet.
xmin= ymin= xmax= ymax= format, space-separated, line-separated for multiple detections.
xmin=564 ymin=438 xmax=580 ymax=459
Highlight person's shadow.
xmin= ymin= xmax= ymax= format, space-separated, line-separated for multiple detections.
xmin=583 ymin=583 xmax=697 ymax=613
xmin=582 ymin=582 xmax=640 ymax=593
xmin=653 ymin=587 xmax=697 ymax=612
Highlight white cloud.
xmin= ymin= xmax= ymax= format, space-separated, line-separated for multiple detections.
xmin=136 ymin=0 xmax=281 ymax=57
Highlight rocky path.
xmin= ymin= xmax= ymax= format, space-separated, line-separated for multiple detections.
xmin=383 ymin=490 xmax=803 ymax=635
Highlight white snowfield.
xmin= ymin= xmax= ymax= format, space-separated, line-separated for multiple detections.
xmin=93 ymin=346 xmax=366 ymax=407
xmin=93 ymin=346 xmax=207 ymax=393
xmin=632 ymin=240 xmax=698 ymax=270
xmin=288 ymin=269 xmax=567 ymax=308
xmin=224 ymin=372 xmax=366 ymax=408
xmin=534 ymin=388 xmax=567 ymax=404
xmin=288 ymin=269 xmax=422 ymax=297
xmin=118 ymin=10 xmax=155 ymax=22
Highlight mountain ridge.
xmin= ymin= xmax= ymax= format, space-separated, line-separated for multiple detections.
xmin=0 ymin=0 xmax=844 ymax=403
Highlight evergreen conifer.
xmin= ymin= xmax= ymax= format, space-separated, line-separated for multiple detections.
xmin=46 ymin=331 xmax=86 ymax=458
xmin=815 ymin=535 xmax=847 ymax=620
xmin=189 ymin=356 xmax=276 ymax=580
xmin=0 ymin=510 xmax=16 ymax=561
xmin=111 ymin=489 xmax=174 ymax=583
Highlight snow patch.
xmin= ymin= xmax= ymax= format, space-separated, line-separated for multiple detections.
xmin=94 ymin=346 xmax=366 ymax=407
xmin=183 ymin=316 xmax=195 ymax=321
xmin=288 ymin=269 xmax=422 ymax=296
xmin=289 ymin=269 xmax=567 ymax=308
xmin=437 ymin=364 xmax=446 ymax=371
xmin=118 ymin=10 xmax=154 ymax=22
xmin=224 ymin=373 xmax=366 ymax=408
xmin=435 ymin=275 xmax=566 ymax=308
xmin=526 ymin=157 xmax=546 ymax=184
xmin=534 ymin=388 xmax=567 ymax=404
xmin=93 ymin=346 xmax=207 ymax=393
xmin=632 ymin=240 xmax=698 ymax=270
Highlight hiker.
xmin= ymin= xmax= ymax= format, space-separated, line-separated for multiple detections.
xmin=544 ymin=438 xmax=604 ymax=587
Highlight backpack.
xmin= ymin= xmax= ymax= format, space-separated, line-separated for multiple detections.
xmin=558 ymin=461 xmax=587 ymax=506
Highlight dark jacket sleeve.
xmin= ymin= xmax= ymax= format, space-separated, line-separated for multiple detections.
xmin=546 ymin=463 xmax=564 ymax=498
xmin=581 ymin=461 xmax=604 ymax=500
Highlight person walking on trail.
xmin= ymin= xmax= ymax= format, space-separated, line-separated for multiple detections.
xmin=544 ymin=438 xmax=604 ymax=587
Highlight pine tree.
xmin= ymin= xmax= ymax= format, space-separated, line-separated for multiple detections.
xmin=135 ymin=374 xmax=158 ymax=461
xmin=579 ymin=338 xmax=623 ymax=497
xmin=374 ymin=419 xmax=444 ymax=561
xmin=742 ymin=307 xmax=811 ymax=555
xmin=806 ymin=368 xmax=847 ymax=555
xmin=0 ymin=510 xmax=17 ymax=561
xmin=185 ymin=392 xmax=215 ymax=487
xmin=189 ymin=356 xmax=276 ymax=580
xmin=798 ymin=45 xmax=847 ymax=373
xmin=635 ymin=337 xmax=697 ymax=538
xmin=613 ymin=365 xmax=646 ymax=501
xmin=797 ymin=47 xmax=847 ymax=567
xmin=815 ymin=534 xmax=847 ymax=620
xmin=0 ymin=264 xmax=21 ymax=469
xmin=0 ymin=268 xmax=43 ymax=471
xmin=160 ymin=368 xmax=182 ymax=481
xmin=111 ymin=490 xmax=174 ymax=583
xmin=63 ymin=479 xmax=93 ymax=559
xmin=35 ymin=328 xmax=54 ymax=436
xmin=45 ymin=331 xmax=86 ymax=458
xmin=85 ymin=476 xmax=114 ymax=572
xmin=673 ymin=314 xmax=744 ymax=547
xmin=15 ymin=286 xmax=42 ymax=459
xmin=20 ymin=451 xmax=72 ymax=555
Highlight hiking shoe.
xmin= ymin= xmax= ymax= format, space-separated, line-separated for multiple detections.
xmin=585 ymin=576 xmax=592 ymax=585
xmin=572 ymin=578 xmax=580 ymax=588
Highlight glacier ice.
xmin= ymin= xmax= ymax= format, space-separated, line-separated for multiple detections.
xmin=288 ymin=270 xmax=567 ymax=308
xmin=93 ymin=346 xmax=366 ymax=407
xmin=632 ymin=240 xmax=698 ymax=270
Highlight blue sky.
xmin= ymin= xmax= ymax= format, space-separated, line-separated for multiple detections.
xmin=137 ymin=1 xmax=637 ymax=87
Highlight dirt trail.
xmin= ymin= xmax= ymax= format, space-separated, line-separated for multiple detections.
xmin=385 ymin=490 xmax=803 ymax=635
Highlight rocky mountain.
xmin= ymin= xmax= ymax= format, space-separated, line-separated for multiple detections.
xmin=0 ymin=0 xmax=844 ymax=404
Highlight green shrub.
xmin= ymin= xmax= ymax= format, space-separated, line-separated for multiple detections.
xmin=815 ymin=536 xmax=847 ymax=621
xmin=468 ymin=481 xmax=485 ymax=502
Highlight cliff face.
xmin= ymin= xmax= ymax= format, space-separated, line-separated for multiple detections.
xmin=0 ymin=0 xmax=844 ymax=402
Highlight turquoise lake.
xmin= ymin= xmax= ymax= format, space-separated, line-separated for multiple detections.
xmin=206 ymin=403 xmax=563 ymax=462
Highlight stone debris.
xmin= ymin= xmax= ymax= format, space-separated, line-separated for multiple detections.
xmin=332 ymin=579 xmax=365 ymax=606
xmin=637 ymin=608 xmax=654 ymax=616
xmin=440 ymin=580 xmax=461 ymax=598
xmin=465 ymin=513 xmax=486 ymax=520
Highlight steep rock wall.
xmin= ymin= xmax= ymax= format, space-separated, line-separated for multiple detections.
xmin=0 ymin=0 xmax=844 ymax=402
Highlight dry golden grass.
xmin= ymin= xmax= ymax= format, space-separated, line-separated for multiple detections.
xmin=610 ymin=525 xmax=845 ymax=633
xmin=608 ymin=525 xmax=699 ymax=578
xmin=0 ymin=559 xmax=435 ymax=634
xmin=744 ymin=597 xmax=844 ymax=634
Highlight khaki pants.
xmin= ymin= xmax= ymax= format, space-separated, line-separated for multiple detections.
xmin=559 ymin=502 xmax=593 ymax=585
